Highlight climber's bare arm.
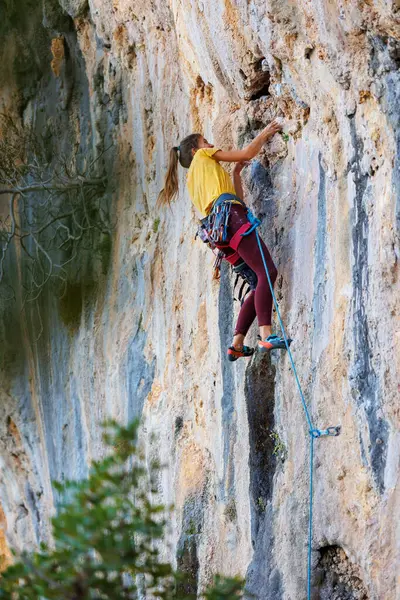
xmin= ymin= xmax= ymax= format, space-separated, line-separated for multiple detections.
xmin=214 ymin=119 xmax=282 ymax=163
xmin=233 ymin=162 xmax=248 ymax=200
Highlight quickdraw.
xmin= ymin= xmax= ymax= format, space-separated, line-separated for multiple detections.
xmin=212 ymin=250 xmax=225 ymax=280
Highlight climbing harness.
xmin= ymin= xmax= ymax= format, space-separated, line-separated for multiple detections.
xmin=241 ymin=210 xmax=341 ymax=600
xmin=196 ymin=193 xmax=258 ymax=290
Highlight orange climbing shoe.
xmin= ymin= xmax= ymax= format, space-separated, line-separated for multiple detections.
xmin=258 ymin=335 xmax=292 ymax=352
xmin=227 ymin=345 xmax=255 ymax=362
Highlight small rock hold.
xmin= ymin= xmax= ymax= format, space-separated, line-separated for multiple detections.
xmin=359 ymin=89 xmax=372 ymax=104
xmin=345 ymin=99 xmax=357 ymax=117
xmin=371 ymin=81 xmax=384 ymax=99
xmin=304 ymin=46 xmax=314 ymax=59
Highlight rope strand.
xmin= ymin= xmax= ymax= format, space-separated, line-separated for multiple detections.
xmin=242 ymin=222 xmax=340 ymax=600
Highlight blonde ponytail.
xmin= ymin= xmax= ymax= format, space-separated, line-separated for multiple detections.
xmin=157 ymin=147 xmax=179 ymax=207
xmin=157 ymin=134 xmax=202 ymax=207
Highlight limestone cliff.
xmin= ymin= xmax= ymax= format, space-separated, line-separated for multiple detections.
xmin=0 ymin=1 xmax=399 ymax=598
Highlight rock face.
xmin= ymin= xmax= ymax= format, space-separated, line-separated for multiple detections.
xmin=0 ymin=1 xmax=399 ymax=598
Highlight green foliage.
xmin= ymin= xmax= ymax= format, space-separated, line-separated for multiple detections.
xmin=257 ymin=497 xmax=266 ymax=512
xmin=153 ymin=218 xmax=160 ymax=233
xmin=280 ymin=132 xmax=290 ymax=142
xmin=203 ymin=576 xmax=243 ymax=600
xmin=223 ymin=499 xmax=237 ymax=523
xmin=270 ymin=430 xmax=287 ymax=462
xmin=0 ymin=421 xmax=244 ymax=599
xmin=184 ymin=520 xmax=197 ymax=536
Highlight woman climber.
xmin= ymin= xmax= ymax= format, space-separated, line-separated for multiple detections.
xmin=158 ymin=120 xmax=292 ymax=361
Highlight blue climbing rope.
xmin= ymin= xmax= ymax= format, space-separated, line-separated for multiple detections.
xmin=308 ymin=434 xmax=314 ymax=600
xmin=241 ymin=216 xmax=340 ymax=600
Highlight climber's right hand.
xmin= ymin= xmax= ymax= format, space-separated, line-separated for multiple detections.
xmin=262 ymin=119 xmax=283 ymax=139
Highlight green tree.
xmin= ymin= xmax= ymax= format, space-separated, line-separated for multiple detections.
xmin=0 ymin=421 xmax=243 ymax=599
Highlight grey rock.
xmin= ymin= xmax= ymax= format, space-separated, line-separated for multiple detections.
xmin=346 ymin=98 xmax=357 ymax=117
xmin=58 ymin=0 xmax=89 ymax=18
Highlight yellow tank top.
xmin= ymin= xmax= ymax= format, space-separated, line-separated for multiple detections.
xmin=186 ymin=147 xmax=236 ymax=216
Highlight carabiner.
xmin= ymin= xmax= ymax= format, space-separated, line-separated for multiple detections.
xmin=326 ymin=426 xmax=341 ymax=437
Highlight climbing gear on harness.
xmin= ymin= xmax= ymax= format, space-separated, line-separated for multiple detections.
xmin=227 ymin=345 xmax=255 ymax=362
xmin=258 ymin=334 xmax=293 ymax=351
xmin=209 ymin=200 xmax=232 ymax=243
xmin=196 ymin=194 xmax=255 ymax=281
xmin=197 ymin=193 xmax=245 ymax=245
xmin=196 ymin=220 xmax=214 ymax=245
xmin=232 ymin=259 xmax=258 ymax=305
xmin=212 ymin=250 xmax=225 ymax=280
xmin=241 ymin=211 xmax=340 ymax=600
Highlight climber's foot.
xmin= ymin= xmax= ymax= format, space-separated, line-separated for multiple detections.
xmin=227 ymin=345 xmax=255 ymax=362
xmin=258 ymin=335 xmax=292 ymax=352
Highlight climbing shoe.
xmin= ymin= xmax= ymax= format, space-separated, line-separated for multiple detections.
xmin=227 ymin=345 xmax=255 ymax=362
xmin=258 ymin=335 xmax=292 ymax=352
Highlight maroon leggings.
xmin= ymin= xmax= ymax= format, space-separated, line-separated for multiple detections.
xmin=220 ymin=205 xmax=278 ymax=336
